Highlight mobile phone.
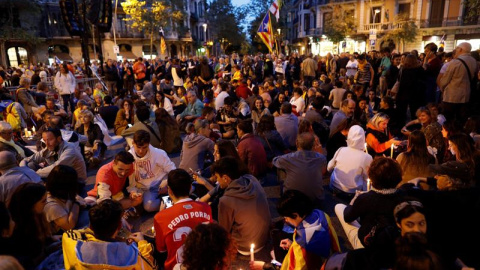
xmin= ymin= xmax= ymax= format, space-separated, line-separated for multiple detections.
xmin=162 ymin=196 xmax=173 ymax=208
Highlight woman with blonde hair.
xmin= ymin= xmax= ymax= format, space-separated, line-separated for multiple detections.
xmin=366 ymin=113 xmax=401 ymax=157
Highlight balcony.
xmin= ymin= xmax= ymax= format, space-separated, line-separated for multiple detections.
xmin=361 ymin=22 xmax=401 ymax=32
xmin=113 ymin=29 xmax=144 ymax=39
xmin=307 ymin=28 xmax=323 ymax=36
xmin=419 ymin=17 xmax=480 ymax=28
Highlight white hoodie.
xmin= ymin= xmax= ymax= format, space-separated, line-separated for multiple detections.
xmin=327 ymin=125 xmax=373 ymax=193
xmin=54 ymin=71 xmax=76 ymax=95
xmin=128 ymin=145 xmax=176 ymax=192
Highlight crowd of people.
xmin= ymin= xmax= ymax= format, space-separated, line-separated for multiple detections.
xmin=0 ymin=40 xmax=479 ymax=270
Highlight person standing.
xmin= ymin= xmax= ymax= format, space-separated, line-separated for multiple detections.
xmin=302 ymin=53 xmax=317 ymax=88
xmin=133 ymin=57 xmax=147 ymax=84
xmin=54 ymin=63 xmax=76 ymax=113
xmin=103 ymin=59 xmax=120 ymax=96
xmin=438 ymin=42 xmax=478 ymax=123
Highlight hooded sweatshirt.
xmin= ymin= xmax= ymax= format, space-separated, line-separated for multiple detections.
xmin=328 ymin=125 xmax=373 ymax=193
xmin=178 ymin=133 xmax=214 ymax=171
xmin=218 ymin=174 xmax=271 ymax=253
xmin=128 ymin=145 xmax=176 ymax=192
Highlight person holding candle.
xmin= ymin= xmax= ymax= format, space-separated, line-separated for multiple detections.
xmin=0 ymin=122 xmax=34 ymax=161
xmin=327 ymin=125 xmax=373 ymax=201
xmin=335 ymin=157 xmax=406 ymax=250
xmin=365 ymin=113 xmax=401 ymax=157
xmin=249 ymin=190 xmax=341 ymax=270
xmin=212 ymin=156 xmax=270 ymax=256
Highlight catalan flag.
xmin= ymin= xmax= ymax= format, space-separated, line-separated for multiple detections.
xmin=159 ymin=28 xmax=167 ymax=55
xmin=257 ymin=12 xmax=274 ymax=53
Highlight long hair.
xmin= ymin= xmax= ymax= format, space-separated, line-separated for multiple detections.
xmin=449 ymin=133 xmax=476 ymax=171
xmin=8 ymin=183 xmax=51 ymax=246
xmin=399 ymin=131 xmax=434 ymax=175
xmin=256 ymin=114 xmax=276 ymax=135
xmin=155 ymin=107 xmax=177 ymax=127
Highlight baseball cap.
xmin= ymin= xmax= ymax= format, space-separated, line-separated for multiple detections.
xmin=429 ymin=161 xmax=471 ymax=181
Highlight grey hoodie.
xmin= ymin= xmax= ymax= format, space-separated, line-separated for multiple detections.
xmin=178 ymin=133 xmax=214 ymax=171
xmin=218 ymin=174 xmax=271 ymax=253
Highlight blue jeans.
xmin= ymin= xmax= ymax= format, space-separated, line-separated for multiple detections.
xmin=61 ymin=94 xmax=74 ymax=113
xmin=141 ymin=187 xmax=161 ymax=212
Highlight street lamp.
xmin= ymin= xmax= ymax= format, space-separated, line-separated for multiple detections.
xmin=373 ymin=9 xmax=380 ymax=24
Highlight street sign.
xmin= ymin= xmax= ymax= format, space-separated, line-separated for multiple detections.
xmin=113 ymin=45 xmax=119 ymax=54
xmin=369 ymin=34 xmax=377 ymax=40
xmin=370 ymin=39 xmax=376 ymax=46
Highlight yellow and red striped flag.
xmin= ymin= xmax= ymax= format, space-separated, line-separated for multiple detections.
xmin=257 ymin=12 xmax=274 ymax=53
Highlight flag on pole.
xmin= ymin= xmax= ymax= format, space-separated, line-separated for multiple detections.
xmin=159 ymin=27 xmax=167 ymax=55
xmin=269 ymin=0 xmax=280 ymax=21
xmin=439 ymin=34 xmax=445 ymax=48
xmin=54 ymin=56 xmax=62 ymax=64
xmin=257 ymin=12 xmax=274 ymax=53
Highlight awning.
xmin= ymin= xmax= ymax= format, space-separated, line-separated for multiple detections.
xmin=119 ymin=50 xmax=138 ymax=60
xmin=53 ymin=52 xmax=73 ymax=61
xmin=422 ymin=35 xmax=448 ymax=41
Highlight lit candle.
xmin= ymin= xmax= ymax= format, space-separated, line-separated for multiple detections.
xmin=32 ymin=126 xmax=36 ymax=134
xmin=151 ymin=226 xmax=155 ymax=235
xmin=364 ymin=142 xmax=368 ymax=153
xmin=390 ymin=143 xmax=394 ymax=158
xmin=27 ymin=131 xmax=32 ymax=137
xmin=250 ymin=243 xmax=255 ymax=261
xmin=367 ymin=178 xmax=371 ymax=191
xmin=24 ymin=128 xmax=28 ymax=136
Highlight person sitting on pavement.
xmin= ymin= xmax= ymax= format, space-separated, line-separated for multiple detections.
xmin=329 ymin=98 xmax=355 ymax=137
xmin=86 ymin=151 xmax=142 ymax=209
xmin=328 ymin=125 xmax=373 ymax=201
xmin=121 ymin=104 xmax=162 ymax=149
xmin=250 ymin=190 xmax=341 ymax=270
xmin=273 ymin=132 xmax=327 ymax=208
xmin=179 ymin=119 xmax=215 ymax=172
xmin=0 ymin=121 xmax=34 ymax=161
xmin=44 ymin=165 xmax=87 ymax=234
xmin=176 ymin=90 xmax=204 ymax=131
xmin=75 ymin=109 xmax=106 ymax=168
xmin=21 ymin=127 xmax=87 ymax=182
xmin=212 ymin=156 xmax=271 ymax=255
xmin=15 ymin=76 xmax=41 ymax=119
xmin=98 ymin=95 xmax=119 ymax=130
xmin=127 ymin=130 xmax=176 ymax=212
xmin=155 ymin=108 xmax=182 ymax=154
xmin=365 ymin=112 xmax=402 ymax=157
xmin=216 ymin=96 xmax=242 ymax=139
xmin=114 ymin=98 xmax=135 ymax=135
xmin=153 ymin=169 xmax=212 ymax=270
xmin=335 ymin=157 xmax=406 ymax=250
xmin=236 ymin=119 xmax=268 ymax=178
xmin=62 ymin=199 xmax=156 ymax=270
xmin=45 ymin=97 xmax=68 ymax=118
xmin=274 ymin=102 xmax=299 ymax=150
xmin=0 ymin=150 xmax=42 ymax=206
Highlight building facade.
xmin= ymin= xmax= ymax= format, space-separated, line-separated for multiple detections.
xmin=284 ymin=0 xmax=480 ymax=55
xmin=0 ymin=0 xmax=209 ymax=67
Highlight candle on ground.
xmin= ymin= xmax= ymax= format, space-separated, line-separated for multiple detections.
xmin=32 ymin=126 xmax=36 ymax=134
xmin=151 ymin=226 xmax=155 ymax=235
xmin=24 ymin=128 xmax=28 ymax=136
xmin=367 ymin=178 xmax=371 ymax=191
xmin=364 ymin=142 xmax=368 ymax=153
xmin=390 ymin=143 xmax=394 ymax=158
xmin=250 ymin=243 xmax=255 ymax=261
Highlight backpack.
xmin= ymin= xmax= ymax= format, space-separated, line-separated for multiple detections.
xmin=5 ymin=103 xmax=21 ymax=131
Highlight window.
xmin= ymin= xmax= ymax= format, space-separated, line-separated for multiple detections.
xmin=304 ymin=14 xmax=310 ymax=31
xmin=7 ymin=47 xmax=28 ymax=67
xmin=323 ymin=12 xmax=332 ymax=30
xmin=398 ymin=3 xmax=410 ymax=17
xmin=429 ymin=0 xmax=445 ymax=27
xmin=370 ymin=7 xmax=381 ymax=23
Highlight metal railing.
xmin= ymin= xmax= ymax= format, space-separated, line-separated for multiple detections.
xmin=307 ymin=28 xmax=323 ymax=36
xmin=4 ymin=76 xmax=104 ymax=101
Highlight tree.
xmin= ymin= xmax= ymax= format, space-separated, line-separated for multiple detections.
xmin=323 ymin=5 xmax=356 ymax=45
xmin=463 ymin=0 xmax=480 ymax=25
xmin=206 ymin=0 xmax=246 ymax=54
xmin=237 ymin=0 xmax=271 ymax=54
xmin=0 ymin=0 xmax=41 ymax=44
xmin=381 ymin=14 xmax=418 ymax=52
xmin=121 ymin=0 xmax=184 ymax=59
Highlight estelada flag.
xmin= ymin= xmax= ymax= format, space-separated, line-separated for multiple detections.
xmin=160 ymin=36 xmax=167 ymax=54
xmin=257 ymin=12 xmax=274 ymax=53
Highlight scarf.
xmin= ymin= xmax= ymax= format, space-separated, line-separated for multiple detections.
xmin=0 ymin=137 xmax=25 ymax=158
